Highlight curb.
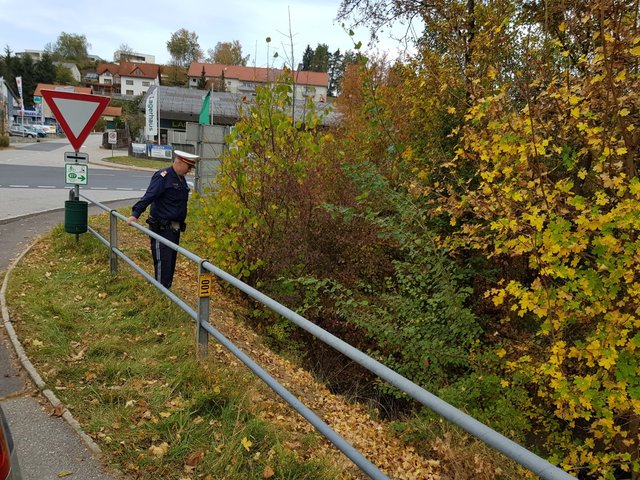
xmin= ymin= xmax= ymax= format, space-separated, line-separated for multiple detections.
xmin=89 ymin=157 xmax=159 ymax=172
xmin=0 ymin=236 xmax=104 ymax=456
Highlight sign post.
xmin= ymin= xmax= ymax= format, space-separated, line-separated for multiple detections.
xmin=41 ymin=90 xmax=110 ymax=154
xmin=108 ymin=130 xmax=117 ymax=158
xmin=42 ymin=90 xmax=109 ymax=238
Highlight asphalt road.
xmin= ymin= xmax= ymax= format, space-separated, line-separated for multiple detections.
xmin=0 ymin=134 xmax=141 ymax=479
xmin=0 ymin=134 xmax=154 ymax=222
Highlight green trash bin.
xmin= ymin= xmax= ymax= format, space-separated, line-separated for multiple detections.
xmin=64 ymin=200 xmax=88 ymax=234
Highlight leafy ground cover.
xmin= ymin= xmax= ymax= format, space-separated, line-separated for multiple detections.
xmin=4 ymin=211 xmax=471 ymax=479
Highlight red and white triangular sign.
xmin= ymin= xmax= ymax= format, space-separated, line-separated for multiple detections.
xmin=41 ymin=90 xmax=110 ymax=152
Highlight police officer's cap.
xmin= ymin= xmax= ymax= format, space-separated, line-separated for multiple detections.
xmin=174 ymin=150 xmax=200 ymax=166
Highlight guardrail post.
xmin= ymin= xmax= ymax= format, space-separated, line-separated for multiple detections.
xmin=197 ymin=262 xmax=211 ymax=356
xmin=109 ymin=211 xmax=118 ymax=275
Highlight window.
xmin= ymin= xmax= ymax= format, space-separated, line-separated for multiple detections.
xmin=126 ymin=90 xmax=134 ymax=95
xmin=142 ymin=81 xmax=150 ymax=87
xmin=126 ymin=80 xmax=134 ymax=85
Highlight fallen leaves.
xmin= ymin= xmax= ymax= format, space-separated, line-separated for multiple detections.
xmin=241 ymin=436 xmax=253 ymax=451
xmin=184 ymin=449 xmax=205 ymax=466
xmin=148 ymin=442 xmax=169 ymax=459
xmin=263 ymin=465 xmax=275 ymax=478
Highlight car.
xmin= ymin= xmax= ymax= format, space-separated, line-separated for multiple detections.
xmin=0 ymin=404 xmax=22 ymax=480
xmin=33 ymin=124 xmax=57 ymax=135
xmin=8 ymin=125 xmax=45 ymax=138
xmin=28 ymin=125 xmax=48 ymax=137
xmin=8 ymin=125 xmax=37 ymax=138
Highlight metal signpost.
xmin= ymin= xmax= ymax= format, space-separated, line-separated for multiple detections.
xmin=108 ymin=130 xmax=117 ymax=158
xmin=41 ymin=90 xmax=110 ymax=238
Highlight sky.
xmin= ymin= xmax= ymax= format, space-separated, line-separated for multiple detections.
xmin=0 ymin=0 xmax=418 ymax=67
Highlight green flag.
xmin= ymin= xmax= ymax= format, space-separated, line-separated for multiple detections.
xmin=199 ymin=90 xmax=211 ymax=125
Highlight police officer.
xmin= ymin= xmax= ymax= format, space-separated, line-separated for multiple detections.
xmin=127 ymin=150 xmax=199 ymax=289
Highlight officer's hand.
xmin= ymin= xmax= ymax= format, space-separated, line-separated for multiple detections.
xmin=127 ymin=216 xmax=138 ymax=224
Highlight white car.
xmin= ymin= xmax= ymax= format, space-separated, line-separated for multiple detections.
xmin=8 ymin=125 xmax=41 ymax=138
xmin=34 ymin=124 xmax=57 ymax=134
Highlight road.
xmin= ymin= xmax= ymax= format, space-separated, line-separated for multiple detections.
xmin=0 ymin=134 xmax=144 ymax=480
xmin=0 ymin=134 xmax=153 ymax=222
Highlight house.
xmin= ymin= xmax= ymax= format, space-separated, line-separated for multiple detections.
xmin=114 ymin=51 xmax=155 ymax=64
xmin=94 ymin=62 xmax=160 ymax=98
xmin=187 ymin=63 xmax=329 ymax=104
xmin=16 ymin=50 xmax=103 ymax=63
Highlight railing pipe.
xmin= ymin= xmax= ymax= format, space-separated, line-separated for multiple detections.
xmin=109 ymin=210 xmax=118 ymax=275
xmin=82 ymin=195 xmax=576 ymax=480
xmin=201 ymin=260 xmax=576 ymax=480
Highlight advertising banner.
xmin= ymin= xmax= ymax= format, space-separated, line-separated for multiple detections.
xmin=144 ymin=88 xmax=158 ymax=137
xmin=149 ymin=144 xmax=172 ymax=159
xmin=131 ymin=143 xmax=147 ymax=154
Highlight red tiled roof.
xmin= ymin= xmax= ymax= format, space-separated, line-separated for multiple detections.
xmin=35 ymin=83 xmax=92 ymax=95
xmin=96 ymin=62 xmax=160 ymax=79
xmin=103 ymin=106 xmax=122 ymax=117
xmin=188 ymin=62 xmax=328 ymax=87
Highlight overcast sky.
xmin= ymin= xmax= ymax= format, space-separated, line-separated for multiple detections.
xmin=0 ymin=0 xmax=417 ymax=67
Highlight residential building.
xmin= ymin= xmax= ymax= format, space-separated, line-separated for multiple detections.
xmin=187 ymin=63 xmax=329 ymax=104
xmin=16 ymin=50 xmax=45 ymax=62
xmin=94 ymin=62 xmax=160 ymax=98
xmin=16 ymin=50 xmax=103 ymax=63
xmin=114 ymin=51 xmax=155 ymax=64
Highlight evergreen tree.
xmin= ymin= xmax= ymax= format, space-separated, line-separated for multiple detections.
xmin=310 ymin=43 xmax=330 ymax=72
xmin=197 ymin=66 xmax=207 ymax=89
xmin=18 ymin=55 xmax=37 ymax=107
xmin=1 ymin=47 xmax=19 ymax=95
xmin=34 ymin=52 xmax=56 ymax=85
xmin=301 ymin=45 xmax=314 ymax=70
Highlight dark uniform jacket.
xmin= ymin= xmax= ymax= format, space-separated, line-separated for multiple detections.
xmin=131 ymin=166 xmax=190 ymax=222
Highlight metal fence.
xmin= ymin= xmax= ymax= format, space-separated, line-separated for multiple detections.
xmin=80 ymin=192 xmax=576 ymax=480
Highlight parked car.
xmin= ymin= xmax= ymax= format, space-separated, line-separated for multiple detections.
xmin=0 ymin=404 xmax=22 ymax=480
xmin=28 ymin=125 xmax=48 ymax=137
xmin=33 ymin=124 xmax=56 ymax=134
xmin=8 ymin=125 xmax=45 ymax=138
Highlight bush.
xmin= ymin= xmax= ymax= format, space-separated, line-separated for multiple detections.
xmin=0 ymin=135 xmax=9 ymax=147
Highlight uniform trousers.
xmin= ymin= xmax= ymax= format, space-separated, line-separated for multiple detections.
xmin=150 ymin=228 xmax=180 ymax=289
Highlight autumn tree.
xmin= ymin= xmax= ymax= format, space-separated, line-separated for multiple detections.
xmin=334 ymin=0 xmax=640 ymax=476
xmin=166 ymin=28 xmax=202 ymax=68
xmin=206 ymin=40 xmax=249 ymax=65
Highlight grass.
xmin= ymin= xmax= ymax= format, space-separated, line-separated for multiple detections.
xmin=103 ymin=155 xmax=171 ymax=169
xmin=5 ymin=212 xmax=343 ymax=480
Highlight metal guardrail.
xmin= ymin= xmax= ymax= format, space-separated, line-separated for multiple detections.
xmin=80 ymin=193 xmax=577 ymax=480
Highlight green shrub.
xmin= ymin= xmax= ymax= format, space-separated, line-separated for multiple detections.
xmin=0 ymin=135 xmax=9 ymax=147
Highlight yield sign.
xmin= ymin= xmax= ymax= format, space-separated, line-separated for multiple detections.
xmin=41 ymin=90 xmax=110 ymax=151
